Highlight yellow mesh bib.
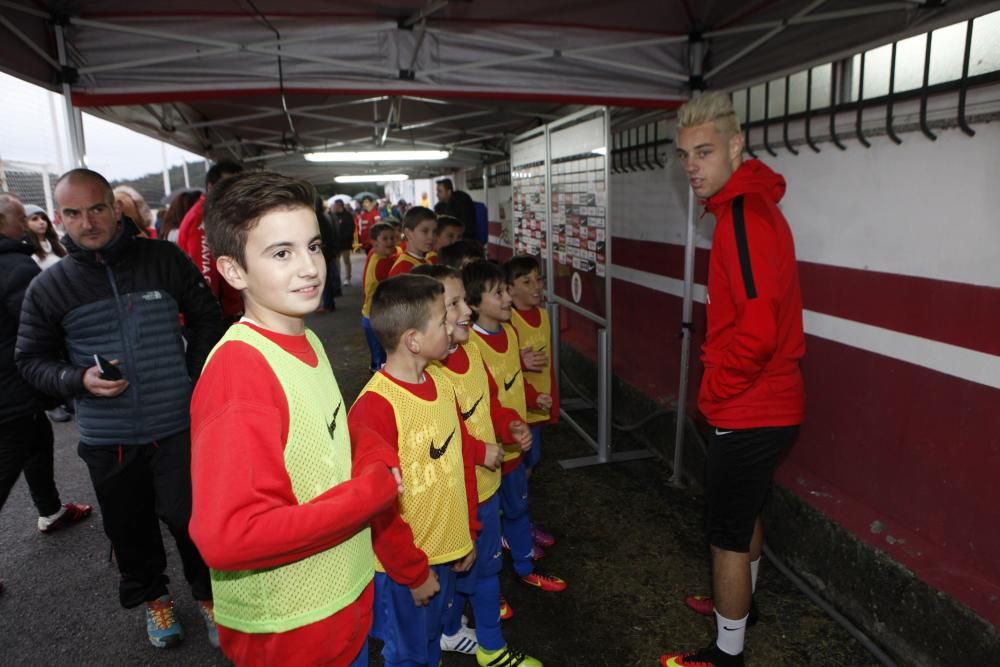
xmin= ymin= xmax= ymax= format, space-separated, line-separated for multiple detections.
xmin=433 ymin=343 xmax=502 ymax=502
xmin=510 ymin=307 xmax=553 ymax=423
xmin=470 ymin=323 xmax=527 ymax=429
xmin=203 ymin=325 xmax=373 ymax=633
xmin=359 ymin=367 xmax=473 ymax=568
xmin=362 ymin=254 xmax=389 ymax=317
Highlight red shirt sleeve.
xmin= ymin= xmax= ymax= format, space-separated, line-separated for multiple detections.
xmin=458 ymin=411 xmax=483 ymax=539
xmin=388 ymin=259 xmax=412 ymax=277
xmin=189 ymin=340 xmax=399 ymax=572
xmin=703 ymin=209 xmax=781 ymax=402
xmin=376 ymin=256 xmax=394 ymax=280
xmin=484 ymin=360 xmax=520 ymax=445
xmin=348 ymin=391 xmax=431 ymax=589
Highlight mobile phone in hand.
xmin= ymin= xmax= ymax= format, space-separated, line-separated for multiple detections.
xmin=93 ymin=354 xmax=123 ymax=381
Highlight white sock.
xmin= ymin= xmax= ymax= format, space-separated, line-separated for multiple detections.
xmin=715 ymin=610 xmax=748 ymax=656
xmin=44 ymin=506 xmax=66 ymax=522
xmin=750 ymin=556 xmax=761 ymax=594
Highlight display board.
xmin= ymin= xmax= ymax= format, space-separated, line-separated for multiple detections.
xmin=510 ymin=127 xmax=548 ymax=266
xmin=549 ymin=109 xmax=609 ymax=319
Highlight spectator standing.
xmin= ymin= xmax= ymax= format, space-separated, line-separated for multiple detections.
xmin=332 ymin=199 xmax=356 ymax=285
xmin=24 ymin=205 xmax=66 ymax=270
xmin=159 ymin=190 xmax=202 ymax=244
xmin=436 ymin=178 xmax=477 ymax=241
xmin=1 ymin=193 xmax=92 ymax=594
xmin=15 ymin=170 xmax=227 ymax=649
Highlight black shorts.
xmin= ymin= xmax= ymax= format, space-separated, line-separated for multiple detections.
xmin=704 ymin=425 xmax=798 ymax=552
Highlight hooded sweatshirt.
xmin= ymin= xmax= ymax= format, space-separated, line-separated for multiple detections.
xmin=698 ymin=159 xmax=805 ymax=429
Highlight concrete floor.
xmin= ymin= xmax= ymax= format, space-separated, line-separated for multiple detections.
xmin=0 ymin=255 xmax=880 ymax=666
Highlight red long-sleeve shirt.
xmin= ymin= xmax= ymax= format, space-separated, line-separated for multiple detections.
xmin=176 ymin=195 xmax=243 ymax=320
xmin=348 ymin=370 xmax=485 ymax=589
xmin=699 ymin=160 xmax=805 ymax=429
xmin=189 ymin=321 xmax=399 ymax=666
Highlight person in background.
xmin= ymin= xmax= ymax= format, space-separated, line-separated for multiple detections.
xmin=177 ymin=160 xmax=245 ymax=323
xmin=1 ymin=193 xmax=92 ymax=596
xmin=23 ymin=205 xmax=72 ymax=422
xmin=159 ymin=190 xmax=202 ymax=244
xmin=114 ymin=185 xmax=157 ymax=238
xmin=357 ymin=196 xmax=381 ymax=251
xmin=315 ymin=196 xmax=341 ymax=313
xmin=332 ymin=199 xmax=357 ymax=286
xmin=24 ymin=205 xmax=66 ymax=271
xmin=436 ymin=179 xmax=477 ymax=241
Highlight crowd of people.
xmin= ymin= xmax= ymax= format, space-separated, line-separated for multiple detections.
xmin=0 ymin=92 xmax=803 ymax=667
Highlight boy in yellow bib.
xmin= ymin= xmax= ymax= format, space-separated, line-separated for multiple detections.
xmin=190 ymin=172 xmax=402 ymax=667
xmin=412 ymin=264 xmax=542 ymax=666
xmin=463 ymin=261 xmax=566 ymax=594
xmin=349 ymin=274 xmax=497 ymax=667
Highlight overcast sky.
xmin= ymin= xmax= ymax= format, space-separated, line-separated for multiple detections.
xmin=0 ymin=71 xmax=203 ymax=181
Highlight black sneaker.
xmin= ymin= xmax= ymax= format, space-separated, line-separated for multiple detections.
xmin=660 ymin=643 xmax=745 ymax=667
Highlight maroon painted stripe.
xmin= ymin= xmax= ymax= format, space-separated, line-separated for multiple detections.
xmin=610 ymin=236 xmax=1000 ymax=357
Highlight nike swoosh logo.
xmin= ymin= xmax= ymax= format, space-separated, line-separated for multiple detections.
xmin=429 ymin=428 xmax=456 ymax=460
xmin=714 ymin=428 xmax=733 ymax=436
xmin=722 ymin=625 xmax=741 ymax=631
xmin=461 ymin=395 xmax=484 ymax=421
xmin=327 ymin=402 xmax=342 ymax=439
xmin=503 ymin=370 xmax=521 ymax=391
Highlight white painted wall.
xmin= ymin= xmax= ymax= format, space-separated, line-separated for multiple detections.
xmin=612 ymin=121 xmax=1000 ymax=289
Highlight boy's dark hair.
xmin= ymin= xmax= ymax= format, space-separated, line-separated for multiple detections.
xmin=204 ymin=171 xmax=317 ymax=267
xmin=504 ymin=254 xmax=542 ymax=283
xmin=438 ymin=239 xmax=485 ymax=268
xmin=206 ymin=160 xmax=243 ymax=189
xmin=388 ymin=218 xmax=403 ymax=230
xmin=369 ymin=222 xmax=394 ymax=243
xmin=411 ymin=264 xmax=462 ymax=282
xmin=402 ymin=205 xmax=436 ymax=231
xmin=370 ymin=274 xmax=445 ymax=352
xmin=435 ymin=215 xmax=464 ymax=234
xmin=437 ymin=178 xmax=455 ymax=192
xmin=462 ymin=259 xmax=505 ymax=310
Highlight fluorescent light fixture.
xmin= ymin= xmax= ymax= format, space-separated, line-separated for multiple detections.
xmin=334 ymin=174 xmax=409 ymax=183
xmin=305 ymin=150 xmax=448 ymax=162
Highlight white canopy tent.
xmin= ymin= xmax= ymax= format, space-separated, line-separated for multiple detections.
xmin=2 ymin=0 xmax=998 ymax=474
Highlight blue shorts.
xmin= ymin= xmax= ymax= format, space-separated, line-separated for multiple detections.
xmin=372 ymin=564 xmax=457 ymax=666
xmin=500 ymin=464 xmax=533 ymax=577
xmin=361 ymin=316 xmax=386 ymax=371
xmin=524 ymin=425 xmax=542 ymax=470
xmin=456 ymin=492 xmax=503 ymax=595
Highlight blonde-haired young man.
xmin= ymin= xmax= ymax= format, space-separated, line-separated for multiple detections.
xmin=661 ymin=92 xmax=805 ymax=667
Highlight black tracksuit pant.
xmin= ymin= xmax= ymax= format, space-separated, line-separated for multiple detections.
xmin=0 ymin=411 xmax=62 ymax=517
xmin=77 ymin=429 xmax=211 ymax=608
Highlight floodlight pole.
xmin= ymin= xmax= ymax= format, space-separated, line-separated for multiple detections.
xmin=54 ymin=22 xmax=85 ymax=168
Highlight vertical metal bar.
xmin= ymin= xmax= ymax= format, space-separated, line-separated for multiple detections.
xmin=0 ymin=158 xmax=7 ymax=192
xmin=855 ymin=52 xmax=871 ymax=148
xmin=161 ymin=143 xmax=172 ymax=197
xmin=47 ymin=91 xmax=66 ymax=172
xmin=886 ymin=42 xmax=902 ymax=145
xmin=54 ymin=24 xmax=84 ymax=167
xmin=544 ymin=124 xmax=554 ymax=315
xmin=782 ymin=76 xmax=799 ymax=155
xmin=958 ymin=19 xmax=975 ymax=137
xmin=920 ymin=31 xmax=937 ymax=141
xmin=482 ymin=163 xmax=489 ymax=245
xmin=601 ymin=107 xmax=613 ymax=461
xmin=744 ymin=87 xmax=758 ymax=158
xmin=670 ymin=184 xmax=697 ymax=487
xmin=805 ymin=68 xmax=820 ymax=152
xmin=182 ymin=160 xmax=191 ymax=188
xmin=596 ymin=326 xmax=610 ymax=464
xmin=830 ymin=61 xmax=847 ymax=150
xmin=762 ymin=81 xmax=777 ymax=156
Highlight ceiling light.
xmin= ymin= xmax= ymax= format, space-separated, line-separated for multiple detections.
xmin=305 ymin=150 xmax=449 ymax=162
xmin=334 ymin=174 xmax=410 ymax=183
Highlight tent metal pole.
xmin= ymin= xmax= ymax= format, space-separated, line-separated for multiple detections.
xmin=54 ymin=23 xmax=84 ymax=168
xmin=670 ymin=185 xmax=697 ymax=487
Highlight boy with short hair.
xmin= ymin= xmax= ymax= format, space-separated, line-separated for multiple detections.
xmin=349 ymin=274 xmax=496 ymax=667
xmin=438 ymin=238 xmax=486 ymax=269
xmin=429 ymin=215 xmax=465 ymax=264
xmin=463 ymin=260 xmax=566 ymax=593
xmin=361 ymin=222 xmax=397 ymax=372
xmin=412 ymin=264 xmax=542 ymax=666
xmin=505 ymin=256 xmax=560 ymax=480
xmin=389 ymin=206 xmax=436 ymax=276
xmin=190 ymin=171 xmax=402 ymax=667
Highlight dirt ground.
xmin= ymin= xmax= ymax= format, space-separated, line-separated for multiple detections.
xmin=0 ymin=255 xmax=879 ymax=666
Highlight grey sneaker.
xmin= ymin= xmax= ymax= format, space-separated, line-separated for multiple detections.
xmin=199 ymin=600 xmax=220 ymax=648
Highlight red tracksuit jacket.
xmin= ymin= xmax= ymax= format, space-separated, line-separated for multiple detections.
xmin=698 ymin=159 xmax=805 ymax=429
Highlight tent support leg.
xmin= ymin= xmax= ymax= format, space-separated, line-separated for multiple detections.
xmin=670 ymin=186 xmax=697 ymax=487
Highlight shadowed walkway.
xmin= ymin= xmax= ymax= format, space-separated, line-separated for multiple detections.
xmin=0 ymin=254 xmax=877 ymax=666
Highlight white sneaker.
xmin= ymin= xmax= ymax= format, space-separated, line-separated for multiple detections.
xmin=342 ymin=279 xmax=350 ymax=286
xmin=440 ymin=623 xmax=478 ymax=654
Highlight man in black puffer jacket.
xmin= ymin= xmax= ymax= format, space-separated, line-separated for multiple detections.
xmin=15 ymin=170 xmax=226 ymax=649
xmin=0 ymin=193 xmax=92 ymax=571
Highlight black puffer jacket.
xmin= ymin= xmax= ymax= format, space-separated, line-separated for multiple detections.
xmin=15 ymin=221 xmax=226 ymax=445
xmin=0 ymin=234 xmax=56 ymax=423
